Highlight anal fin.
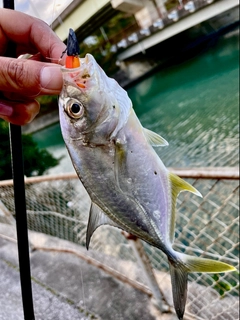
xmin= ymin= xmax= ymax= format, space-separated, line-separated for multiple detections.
xmin=86 ymin=202 xmax=119 ymax=249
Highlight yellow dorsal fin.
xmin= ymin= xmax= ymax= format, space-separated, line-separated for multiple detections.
xmin=169 ymin=172 xmax=202 ymax=197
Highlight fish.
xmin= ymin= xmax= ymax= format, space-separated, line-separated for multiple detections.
xmin=58 ymin=32 xmax=236 ymax=320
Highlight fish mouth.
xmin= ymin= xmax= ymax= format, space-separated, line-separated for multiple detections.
xmin=60 ymin=54 xmax=98 ymax=90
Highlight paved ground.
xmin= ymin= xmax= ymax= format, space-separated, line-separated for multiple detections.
xmin=0 ymin=222 xmax=178 ymax=320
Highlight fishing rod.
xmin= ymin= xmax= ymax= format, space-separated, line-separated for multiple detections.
xmin=3 ymin=0 xmax=35 ymax=319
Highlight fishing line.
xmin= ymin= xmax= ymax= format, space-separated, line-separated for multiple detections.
xmin=3 ymin=0 xmax=35 ymax=319
xmin=79 ymin=265 xmax=87 ymax=311
xmin=49 ymin=0 xmax=57 ymax=55
xmin=45 ymin=0 xmax=68 ymax=64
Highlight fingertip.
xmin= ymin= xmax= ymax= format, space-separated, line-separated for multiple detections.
xmin=0 ymin=99 xmax=40 ymax=125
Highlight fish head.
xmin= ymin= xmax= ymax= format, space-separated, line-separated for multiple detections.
xmin=59 ymin=53 xmax=132 ymax=145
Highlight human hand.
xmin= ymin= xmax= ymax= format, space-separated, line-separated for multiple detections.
xmin=0 ymin=9 xmax=66 ymax=125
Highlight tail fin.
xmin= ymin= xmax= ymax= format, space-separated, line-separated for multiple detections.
xmin=178 ymin=252 xmax=236 ymax=273
xmin=169 ymin=262 xmax=188 ymax=320
xmin=169 ymin=252 xmax=236 ymax=320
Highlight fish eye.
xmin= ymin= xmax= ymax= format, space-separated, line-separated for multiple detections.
xmin=66 ymin=100 xmax=84 ymax=119
xmin=71 ymin=103 xmax=81 ymax=114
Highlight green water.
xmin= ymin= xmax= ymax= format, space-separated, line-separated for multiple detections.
xmin=33 ymin=31 xmax=239 ymax=172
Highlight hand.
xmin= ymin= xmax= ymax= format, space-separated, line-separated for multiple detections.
xmin=0 ymin=9 xmax=66 ymax=125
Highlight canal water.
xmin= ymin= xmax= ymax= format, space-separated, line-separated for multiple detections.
xmin=33 ymin=30 xmax=239 ymax=174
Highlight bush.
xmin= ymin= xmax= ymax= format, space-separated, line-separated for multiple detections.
xmin=0 ymin=120 xmax=60 ymax=180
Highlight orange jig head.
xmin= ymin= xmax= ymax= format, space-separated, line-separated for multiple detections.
xmin=63 ymin=28 xmax=86 ymax=88
xmin=65 ymin=55 xmax=80 ymax=68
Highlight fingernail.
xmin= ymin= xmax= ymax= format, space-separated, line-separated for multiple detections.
xmin=0 ymin=101 xmax=13 ymax=116
xmin=40 ymin=66 xmax=62 ymax=91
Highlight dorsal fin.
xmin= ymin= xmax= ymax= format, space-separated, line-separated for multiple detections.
xmin=169 ymin=172 xmax=202 ymax=243
xmin=86 ymin=202 xmax=119 ymax=249
xmin=143 ymin=128 xmax=168 ymax=146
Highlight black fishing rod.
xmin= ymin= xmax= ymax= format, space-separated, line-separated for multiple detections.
xmin=3 ymin=0 xmax=35 ymax=319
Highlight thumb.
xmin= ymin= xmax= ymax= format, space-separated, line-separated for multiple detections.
xmin=0 ymin=57 xmax=63 ymax=97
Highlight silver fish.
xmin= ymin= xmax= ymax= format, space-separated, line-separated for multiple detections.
xmin=59 ymin=53 xmax=235 ymax=320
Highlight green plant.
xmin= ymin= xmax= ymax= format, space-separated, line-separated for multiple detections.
xmin=80 ymin=12 xmax=136 ymax=76
xmin=0 ymin=119 xmax=60 ymax=180
xmin=165 ymin=0 xmax=179 ymax=11
xmin=211 ymin=272 xmax=239 ymax=297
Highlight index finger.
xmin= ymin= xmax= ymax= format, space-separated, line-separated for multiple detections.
xmin=0 ymin=8 xmax=66 ymax=62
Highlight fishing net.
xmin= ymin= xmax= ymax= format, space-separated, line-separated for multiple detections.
xmin=0 ymin=171 xmax=238 ymax=320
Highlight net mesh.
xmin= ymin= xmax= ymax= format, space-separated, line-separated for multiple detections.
xmin=0 ymin=171 xmax=238 ymax=320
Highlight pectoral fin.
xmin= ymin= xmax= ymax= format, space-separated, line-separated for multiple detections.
xmin=143 ymin=127 xmax=168 ymax=146
xmin=169 ymin=172 xmax=202 ymax=243
xmin=86 ymin=202 xmax=119 ymax=249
